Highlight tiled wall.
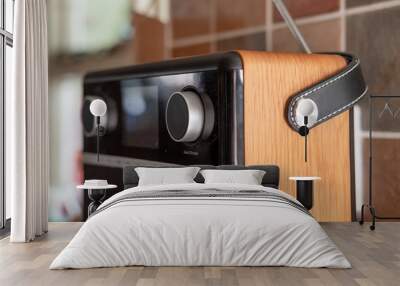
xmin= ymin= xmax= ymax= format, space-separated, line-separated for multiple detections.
xmin=168 ymin=0 xmax=400 ymax=219
xmin=169 ymin=0 xmax=344 ymax=56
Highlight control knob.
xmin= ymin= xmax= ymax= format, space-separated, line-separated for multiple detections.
xmin=165 ymin=90 xmax=214 ymax=142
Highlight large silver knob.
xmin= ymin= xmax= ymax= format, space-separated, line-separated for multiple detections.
xmin=165 ymin=91 xmax=206 ymax=142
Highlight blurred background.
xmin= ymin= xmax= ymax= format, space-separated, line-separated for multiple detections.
xmin=47 ymin=0 xmax=400 ymax=221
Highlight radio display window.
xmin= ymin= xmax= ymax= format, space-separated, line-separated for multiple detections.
xmin=121 ymin=81 xmax=159 ymax=149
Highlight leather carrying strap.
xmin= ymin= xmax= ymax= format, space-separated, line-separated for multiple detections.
xmin=287 ymin=52 xmax=368 ymax=131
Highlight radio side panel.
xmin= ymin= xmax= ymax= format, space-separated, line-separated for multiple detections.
xmin=237 ymin=51 xmax=351 ymax=222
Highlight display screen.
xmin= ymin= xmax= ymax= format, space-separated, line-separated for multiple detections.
xmin=120 ymin=81 xmax=159 ymax=149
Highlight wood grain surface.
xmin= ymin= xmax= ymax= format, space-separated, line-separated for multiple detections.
xmin=237 ymin=51 xmax=351 ymax=222
xmin=1 ymin=222 xmax=399 ymax=286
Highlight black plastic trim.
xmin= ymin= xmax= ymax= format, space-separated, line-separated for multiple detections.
xmin=85 ymin=52 xmax=243 ymax=84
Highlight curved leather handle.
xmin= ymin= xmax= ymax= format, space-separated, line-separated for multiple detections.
xmin=287 ymin=52 xmax=368 ymax=131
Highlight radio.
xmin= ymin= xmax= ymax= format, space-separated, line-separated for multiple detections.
xmin=83 ymin=53 xmax=245 ymax=165
xmin=82 ymin=51 xmax=366 ymax=221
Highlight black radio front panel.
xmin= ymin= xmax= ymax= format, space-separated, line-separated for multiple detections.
xmin=84 ymin=71 xmax=224 ymax=165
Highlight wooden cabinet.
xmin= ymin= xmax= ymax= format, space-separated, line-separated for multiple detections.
xmin=238 ymin=51 xmax=351 ymax=222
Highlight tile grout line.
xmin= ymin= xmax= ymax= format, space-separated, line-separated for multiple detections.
xmin=165 ymin=19 xmax=173 ymax=57
xmin=210 ymin=0 xmax=217 ymax=52
xmin=346 ymin=0 xmax=400 ymax=16
xmin=340 ymin=0 xmax=346 ymax=52
xmin=272 ymin=11 xmax=342 ymax=29
xmin=266 ymin=0 xmax=273 ymax=51
xmin=172 ymin=26 xmax=267 ymax=48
